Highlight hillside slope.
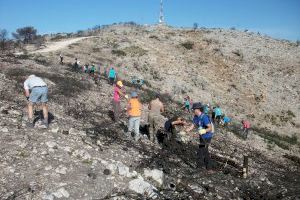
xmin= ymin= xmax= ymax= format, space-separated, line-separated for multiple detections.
xmin=0 ymin=25 xmax=299 ymax=199
xmin=42 ymin=25 xmax=299 ymax=137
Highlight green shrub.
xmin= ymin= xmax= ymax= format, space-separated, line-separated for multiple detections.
xmin=34 ymin=55 xmax=51 ymax=66
xmin=287 ymin=110 xmax=296 ymax=118
xmin=123 ymin=46 xmax=147 ymax=57
xmin=111 ymin=49 xmax=126 ymax=56
xmin=181 ymin=41 xmax=194 ymax=50
xmin=149 ymin=35 xmax=159 ymax=40
xmin=252 ymin=126 xmax=298 ymax=150
xmin=6 ymin=68 xmax=89 ymax=98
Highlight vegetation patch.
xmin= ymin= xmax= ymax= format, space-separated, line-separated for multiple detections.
xmin=149 ymin=35 xmax=159 ymax=40
xmin=111 ymin=49 xmax=126 ymax=57
xmin=252 ymin=126 xmax=298 ymax=150
xmin=5 ymin=68 xmax=90 ymax=98
xmin=181 ymin=41 xmax=194 ymax=50
xmin=123 ymin=46 xmax=147 ymax=57
xmin=264 ymin=111 xmax=296 ymax=126
xmin=232 ymin=50 xmax=243 ymax=59
xmin=34 ymin=55 xmax=51 ymax=66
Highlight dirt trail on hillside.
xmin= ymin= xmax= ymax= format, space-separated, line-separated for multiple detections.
xmin=15 ymin=36 xmax=95 ymax=55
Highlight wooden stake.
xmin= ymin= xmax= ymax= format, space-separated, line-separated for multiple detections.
xmin=243 ymin=155 xmax=248 ymax=178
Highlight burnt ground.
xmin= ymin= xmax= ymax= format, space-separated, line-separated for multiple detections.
xmin=84 ymin=123 xmax=300 ymax=200
xmin=0 ymin=54 xmax=299 ymax=200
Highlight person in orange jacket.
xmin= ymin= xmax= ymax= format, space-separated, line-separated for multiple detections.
xmin=126 ymin=91 xmax=142 ymax=141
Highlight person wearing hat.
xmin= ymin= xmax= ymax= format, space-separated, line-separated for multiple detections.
xmin=112 ymin=80 xmax=127 ymax=122
xmin=148 ymin=93 xmax=164 ymax=144
xmin=186 ymin=102 xmax=214 ymax=172
xmin=126 ymin=91 xmax=142 ymax=141
xmin=24 ymin=74 xmax=49 ymax=128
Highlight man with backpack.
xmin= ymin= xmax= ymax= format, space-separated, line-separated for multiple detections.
xmin=186 ymin=102 xmax=214 ymax=172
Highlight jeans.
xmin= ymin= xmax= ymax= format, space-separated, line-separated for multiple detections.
xmin=198 ymin=137 xmax=212 ymax=170
xmin=29 ymin=87 xmax=48 ymax=103
xmin=128 ymin=116 xmax=141 ymax=138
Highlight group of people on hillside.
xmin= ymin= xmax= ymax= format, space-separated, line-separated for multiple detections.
xmin=22 ymin=58 xmax=251 ymax=173
xmin=73 ymin=58 xmax=121 ymax=85
xmin=109 ymin=79 xmax=216 ymax=171
xmin=182 ymin=96 xmax=250 ymax=138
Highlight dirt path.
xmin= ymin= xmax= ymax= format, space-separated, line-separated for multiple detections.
xmin=15 ymin=36 xmax=95 ymax=55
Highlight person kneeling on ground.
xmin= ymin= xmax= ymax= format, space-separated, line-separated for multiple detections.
xmin=24 ymin=75 xmax=49 ymax=128
xmin=164 ymin=116 xmax=187 ymax=140
xmin=221 ymin=115 xmax=231 ymax=127
xmin=186 ymin=102 xmax=214 ymax=172
xmin=126 ymin=91 xmax=142 ymax=141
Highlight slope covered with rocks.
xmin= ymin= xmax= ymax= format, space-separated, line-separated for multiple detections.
xmin=0 ymin=24 xmax=299 ymax=199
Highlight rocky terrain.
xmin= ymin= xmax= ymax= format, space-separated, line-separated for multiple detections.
xmin=0 ymin=24 xmax=299 ymax=199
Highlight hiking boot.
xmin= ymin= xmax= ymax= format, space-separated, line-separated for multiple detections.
xmin=134 ymin=136 xmax=141 ymax=142
xmin=124 ymin=132 xmax=132 ymax=140
xmin=26 ymin=118 xmax=34 ymax=128
xmin=41 ymin=119 xmax=49 ymax=129
xmin=26 ymin=121 xmax=34 ymax=128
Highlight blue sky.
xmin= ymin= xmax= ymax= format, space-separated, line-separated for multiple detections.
xmin=0 ymin=0 xmax=299 ymax=41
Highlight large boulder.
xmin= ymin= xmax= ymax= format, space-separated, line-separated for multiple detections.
xmin=144 ymin=168 xmax=164 ymax=186
xmin=128 ymin=178 xmax=158 ymax=199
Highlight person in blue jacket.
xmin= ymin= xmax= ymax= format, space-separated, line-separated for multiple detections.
xmin=186 ymin=102 xmax=214 ymax=172
xmin=221 ymin=116 xmax=231 ymax=127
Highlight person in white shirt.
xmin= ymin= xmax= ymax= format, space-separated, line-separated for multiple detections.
xmin=24 ymin=75 xmax=49 ymax=128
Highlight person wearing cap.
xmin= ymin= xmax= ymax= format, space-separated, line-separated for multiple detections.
xmin=126 ymin=91 xmax=142 ymax=141
xmin=24 ymin=75 xmax=49 ymax=128
xmin=148 ymin=93 xmax=164 ymax=144
xmin=186 ymin=102 xmax=214 ymax=172
xmin=112 ymin=80 xmax=127 ymax=122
